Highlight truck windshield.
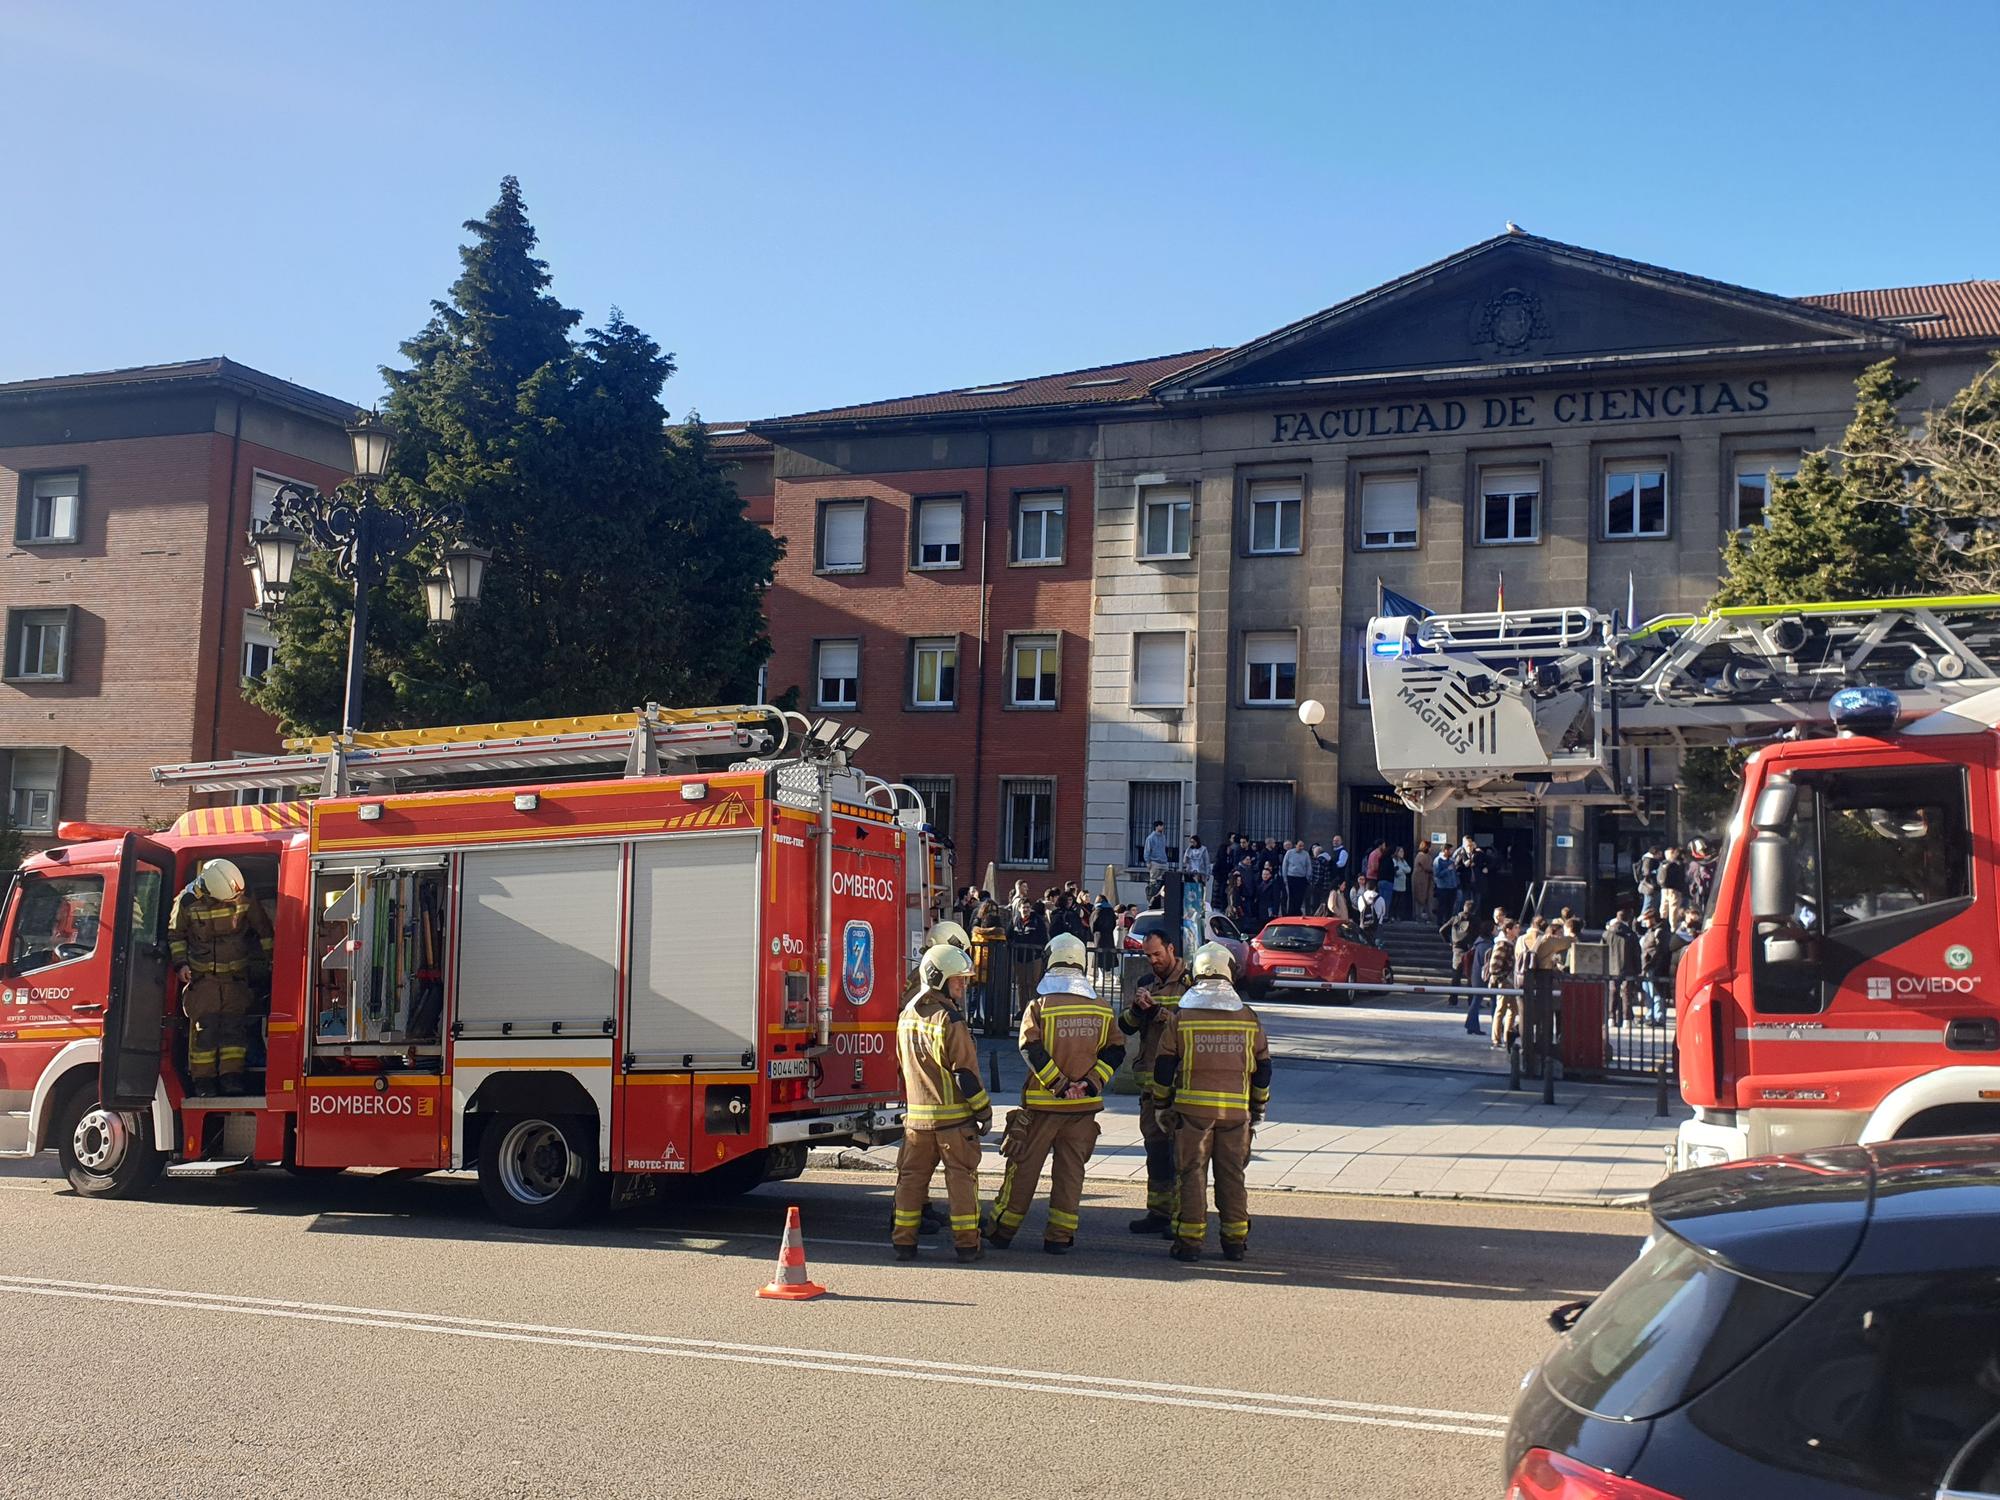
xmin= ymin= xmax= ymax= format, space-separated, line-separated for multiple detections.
xmin=1258 ymin=924 xmax=1326 ymax=953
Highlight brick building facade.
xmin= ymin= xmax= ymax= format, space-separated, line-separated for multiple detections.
xmin=0 ymin=360 xmax=352 ymax=841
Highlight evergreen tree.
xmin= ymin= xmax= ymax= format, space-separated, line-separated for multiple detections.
xmin=251 ymin=178 xmax=780 ymax=733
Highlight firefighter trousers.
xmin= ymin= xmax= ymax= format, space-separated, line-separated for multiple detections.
xmin=893 ymin=1125 xmax=983 ymax=1248
xmin=183 ymin=976 xmax=255 ymax=1087
xmin=987 ymin=1107 xmax=1100 ymax=1245
xmin=1138 ymin=1091 xmax=1177 ymax=1217
xmin=1172 ymin=1114 xmax=1253 ymax=1247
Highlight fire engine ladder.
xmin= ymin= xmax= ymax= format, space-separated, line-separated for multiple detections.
xmin=1364 ymin=594 xmax=2000 ymax=812
xmin=152 ymin=704 xmax=786 ymax=798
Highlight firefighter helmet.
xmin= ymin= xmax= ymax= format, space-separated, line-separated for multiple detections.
xmin=1045 ymin=932 xmax=1088 ymax=971
xmin=927 ymin=919 xmax=971 ymax=952
xmin=919 ymin=943 xmax=974 ymax=991
xmin=1191 ymin=941 xmax=1236 ymax=981
xmin=196 ymin=859 xmax=245 ymax=901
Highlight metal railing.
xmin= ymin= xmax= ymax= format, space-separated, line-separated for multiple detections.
xmin=966 ymin=938 xmax=1135 ymax=1038
xmin=1489 ymin=970 xmax=1679 ymax=1105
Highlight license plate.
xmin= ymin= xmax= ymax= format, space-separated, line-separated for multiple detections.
xmin=767 ymin=1058 xmax=812 ymax=1080
xmin=1278 ymin=966 xmax=1309 ymax=977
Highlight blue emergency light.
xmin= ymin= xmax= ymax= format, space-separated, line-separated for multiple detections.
xmin=1829 ymin=685 xmax=1900 ymax=735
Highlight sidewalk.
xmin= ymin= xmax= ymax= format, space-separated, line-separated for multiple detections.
xmin=826 ymin=1051 xmax=1684 ymax=1208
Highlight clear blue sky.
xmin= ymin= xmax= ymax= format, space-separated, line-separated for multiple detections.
xmin=9 ymin=0 xmax=1999 ymax=421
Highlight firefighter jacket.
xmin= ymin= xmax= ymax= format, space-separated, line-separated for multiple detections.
xmin=897 ymin=988 xmax=991 ymax=1130
xmin=1018 ymin=973 xmax=1125 ymax=1112
xmin=1153 ymin=986 xmax=1272 ymax=1125
xmin=1120 ymin=959 xmax=1189 ymax=1094
xmin=168 ymin=884 xmax=274 ymax=982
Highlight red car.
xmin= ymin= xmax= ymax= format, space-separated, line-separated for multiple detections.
xmin=1244 ymin=917 xmax=1392 ymax=1003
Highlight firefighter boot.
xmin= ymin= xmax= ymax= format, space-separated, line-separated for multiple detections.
xmin=893 ymin=1244 xmax=918 ymax=1262
xmin=1222 ymin=1240 xmax=1247 ymax=1262
xmin=955 ymin=1243 xmax=984 ymax=1263
xmin=1128 ymin=1211 xmax=1172 ymax=1235
xmin=1169 ymin=1240 xmax=1201 ymax=1263
xmin=1042 ymin=1239 xmax=1069 ymax=1255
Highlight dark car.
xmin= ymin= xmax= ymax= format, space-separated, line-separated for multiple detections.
xmin=1121 ymin=909 xmax=1248 ymax=974
xmin=1504 ymin=1137 xmax=2000 ymax=1499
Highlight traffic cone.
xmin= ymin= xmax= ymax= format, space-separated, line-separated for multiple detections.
xmin=756 ymin=1205 xmax=828 ymax=1301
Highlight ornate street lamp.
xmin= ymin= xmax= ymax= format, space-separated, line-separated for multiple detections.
xmin=246 ymin=411 xmax=492 ymax=732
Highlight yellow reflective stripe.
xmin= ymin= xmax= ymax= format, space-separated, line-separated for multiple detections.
xmin=905 ymin=1105 xmax=974 ymax=1127
xmin=1046 ymin=1209 xmax=1079 ymax=1230
xmin=1032 ymin=1060 xmax=1064 ymax=1089
xmin=1175 ymin=1089 xmax=1250 ymax=1108
xmin=1022 ymin=1090 xmax=1102 ymax=1110
xmin=1173 ymin=1220 xmax=1205 ymax=1238
xmin=892 ymin=1210 xmax=922 ymax=1225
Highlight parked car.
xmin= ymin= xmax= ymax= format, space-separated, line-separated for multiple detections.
xmin=1123 ymin=909 xmax=1248 ymax=974
xmin=1504 ymin=1136 xmax=2000 ymax=1499
xmin=1241 ymin=916 xmax=1392 ymax=1002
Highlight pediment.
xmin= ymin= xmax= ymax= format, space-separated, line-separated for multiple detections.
xmin=1160 ymin=235 xmax=1896 ymax=398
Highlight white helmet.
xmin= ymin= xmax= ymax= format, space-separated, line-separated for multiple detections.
xmin=1044 ymin=932 xmax=1088 ymax=972
xmin=1191 ymin=941 xmax=1236 ymax=981
xmin=919 ymin=943 xmax=974 ymax=991
xmin=927 ymin=919 xmax=971 ymax=953
xmin=197 ymin=858 xmax=245 ymax=901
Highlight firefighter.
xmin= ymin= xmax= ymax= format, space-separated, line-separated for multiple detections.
xmin=1121 ymin=927 xmax=1190 ymax=1235
xmin=1154 ymin=941 xmax=1272 ymax=1263
xmin=985 ymin=932 xmax=1125 ymax=1255
xmin=169 ymin=858 xmax=274 ymax=1096
xmin=901 ymin=918 xmax=972 ymax=1239
xmin=892 ymin=943 xmax=992 ymax=1262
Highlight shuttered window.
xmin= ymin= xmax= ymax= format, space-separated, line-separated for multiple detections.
xmin=819 ymin=500 xmax=866 ymax=570
xmin=1132 ymin=632 xmax=1187 ymax=708
xmin=1244 ymin=631 xmax=1297 ymax=705
xmin=914 ymin=498 xmax=963 ymax=567
xmin=1139 ymin=485 xmax=1193 ymax=559
xmin=1237 ymin=782 xmax=1296 ymax=845
xmin=1359 ymin=473 xmax=1419 ymax=549
xmin=1247 ymin=478 xmax=1302 ymax=554
xmin=816 ymin=640 xmax=859 ymax=708
xmin=627 ymin=833 xmax=762 ymax=1066
xmin=456 ymin=844 xmax=621 ymax=1030
xmin=911 ymin=638 xmax=957 ymax=707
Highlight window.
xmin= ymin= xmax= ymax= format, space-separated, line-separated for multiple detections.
xmin=1733 ymin=453 xmax=1799 ymax=531
xmin=1001 ymin=777 xmax=1054 ymax=868
xmin=18 ymin=472 xmax=80 ymax=544
xmin=1131 ymin=632 xmax=1187 ymax=708
xmin=9 ymin=872 xmax=103 ymax=972
xmin=8 ymin=748 xmax=60 ymax=833
xmin=1246 ymin=478 xmax=1302 ymax=555
xmin=1243 ymin=631 xmax=1297 ymax=706
xmin=1139 ymin=485 xmax=1193 ymax=559
xmin=1010 ymin=634 xmax=1058 ymax=707
xmin=817 ymin=500 xmax=866 ymax=572
xmin=1012 ymin=492 xmax=1065 ymax=564
xmin=1358 ymin=472 xmax=1419 ymax=549
xmin=1605 ymin=461 xmax=1670 ymax=538
xmin=1478 ymin=466 xmax=1540 ymax=544
xmin=242 ymin=611 xmax=277 ymax=682
xmin=905 ymin=775 xmax=954 ymax=841
xmin=910 ymin=637 xmax=958 ymax=708
xmin=815 ymin=639 xmax=859 ymax=708
xmin=7 ymin=608 xmax=71 ymax=681
xmin=912 ymin=498 xmax=963 ymax=568
xmin=1127 ymin=782 xmax=1183 ymax=869
xmin=1237 ymin=782 xmax=1295 ymax=844
xmin=250 ymin=471 xmax=291 ymax=530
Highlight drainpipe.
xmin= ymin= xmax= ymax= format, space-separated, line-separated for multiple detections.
xmin=968 ymin=427 xmax=993 ymax=884
xmin=206 ymin=398 xmax=247 ymax=762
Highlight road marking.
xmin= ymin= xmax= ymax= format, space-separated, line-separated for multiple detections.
xmin=0 ymin=1273 xmax=1509 ymax=1436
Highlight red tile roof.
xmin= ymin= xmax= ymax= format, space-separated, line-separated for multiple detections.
xmin=1797 ymin=281 xmax=2000 ymax=343
xmin=754 ymin=348 xmax=1224 ymax=429
xmin=695 ymin=423 xmax=772 ymax=454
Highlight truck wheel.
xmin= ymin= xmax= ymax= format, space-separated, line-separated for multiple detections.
xmin=478 ymin=1114 xmax=600 ymax=1228
xmin=55 ymin=1087 xmax=166 ymax=1200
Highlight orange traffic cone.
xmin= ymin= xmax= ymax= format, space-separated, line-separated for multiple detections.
xmin=756 ymin=1205 xmax=828 ymax=1301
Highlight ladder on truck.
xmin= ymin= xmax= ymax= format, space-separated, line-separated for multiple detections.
xmin=1364 ymin=594 xmax=2000 ymax=812
xmin=153 ymin=704 xmax=787 ymax=798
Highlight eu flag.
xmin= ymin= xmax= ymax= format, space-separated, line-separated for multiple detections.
xmin=1380 ymin=586 xmax=1434 ymax=620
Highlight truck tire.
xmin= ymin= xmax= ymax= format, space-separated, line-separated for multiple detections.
xmin=478 ymin=1113 xmax=600 ymax=1228
xmin=54 ymin=1086 xmax=166 ymax=1200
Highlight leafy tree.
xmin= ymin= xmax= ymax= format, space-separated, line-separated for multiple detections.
xmin=251 ymin=178 xmax=780 ymax=734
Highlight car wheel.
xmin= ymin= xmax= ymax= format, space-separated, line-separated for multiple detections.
xmin=478 ymin=1113 xmax=601 ymax=1228
xmin=1338 ymin=967 xmax=1359 ymax=1005
xmin=55 ymin=1086 xmax=166 ymax=1200
xmin=1381 ymin=962 xmax=1395 ymax=988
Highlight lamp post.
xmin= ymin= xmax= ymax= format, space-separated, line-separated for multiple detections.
xmin=246 ymin=413 xmax=492 ymax=733
xmin=1297 ymin=698 xmax=1334 ymax=753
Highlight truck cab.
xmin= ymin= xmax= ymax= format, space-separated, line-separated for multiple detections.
xmin=1677 ymin=692 xmax=2000 ymax=1168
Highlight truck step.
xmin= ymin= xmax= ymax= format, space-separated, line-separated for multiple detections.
xmin=0 ymin=1110 xmax=30 ymax=1158
xmin=164 ymin=1158 xmax=251 ymax=1180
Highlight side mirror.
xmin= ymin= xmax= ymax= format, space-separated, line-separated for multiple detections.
xmin=1748 ymin=833 xmax=1795 ymax=924
xmin=1761 ymin=934 xmax=1808 ymax=967
xmin=1751 ymin=777 xmax=1796 ymax=832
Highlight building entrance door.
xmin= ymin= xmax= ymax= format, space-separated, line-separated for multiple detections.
xmin=1348 ymin=787 xmax=1415 ymax=873
xmin=1460 ymin=809 xmax=1537 ymax=918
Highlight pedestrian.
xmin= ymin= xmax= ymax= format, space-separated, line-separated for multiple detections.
xmin=892 ymin=944 xmax=992 ymax=1261
xmin=1121 ymin=929 xmax=1191 ymax=1235
xmin=1143 ymin=820 xmax=1171 ymax=901
xmin=1364 ymin=840 xmax=1386 ymax=883
xmin=1154 ymin=942 xmax=1271 ymax=1263
xmin=1488 ymin=920 xmax=1521 ymax=1048
xmin=1390 ymin=846 xmax=1412 ymax=922
xmin=1050 ymin=889 xmax=1087 ymax=942
xmin=1328 ymin=835 xmax=1350 ymax=883
xmin=1604 ymin=907 xmax=1638 ymax=1026
xmin=1257 ymin=861 xmax=1286 ymax=926
xmin=1639 ymin=913 xmax=1670 ymax=1024
xmin=1442 ymin=899 xmax=1475 ymax=1002
xmin=1090 ymin=895 xmax=1118 ymax=980
xmin=1183 ymin=834 xmax=1212 ymax=897
xmin=1354 ymin=879 xmax=1382 ymax=944
xmin=1636 ymin=846 xmax=1663 ymax=919
xmin=1536 ymin=916 xmax=1576 ymax=975
xmin=1659 ymin=846 xmax=1689 ymax=929
xmin=1466 ymin=917 xmax=1492 ymax=1035
xmin=1410 ymin=848 xmax=1433 ymax=924
xmin=1281 ymin=839 xmax=1312 ymax=916
xmin=1009 ymin=897 xmax=1049 ymax=1022
xmin=1325 ymin=880 xmax=1351 ymax=925
xmin=1684 ymin=837 xmax=1716 ymax=914
xmin=1431 ymin=844 xmax=1459 ymax=923
xmin=985 ymin=933 xmax=1126 ymax=1255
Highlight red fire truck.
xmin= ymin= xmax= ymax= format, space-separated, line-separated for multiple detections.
xmin=1364 ymin=595 xmax=2000 ymax=1169
xmin=0 ymin=706 xmax=951 ymax=1226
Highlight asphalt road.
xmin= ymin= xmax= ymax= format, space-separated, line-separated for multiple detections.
xmin=0 ymin=1156 xmax=1645 ymax=1500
